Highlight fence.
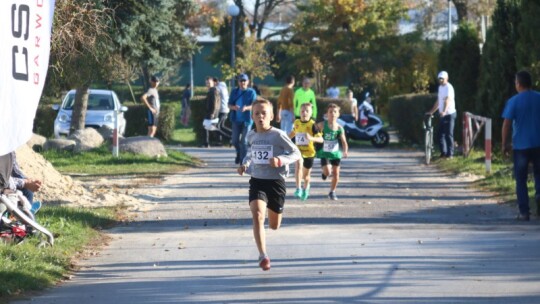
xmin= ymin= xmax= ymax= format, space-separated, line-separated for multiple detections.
xmin=462 ymin=112 xmax=492 ymax=173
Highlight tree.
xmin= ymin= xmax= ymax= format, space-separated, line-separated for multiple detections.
xmin=439 ymin=22 xmax=481 ymax=114
xmin=476 ymin=0 xmax=521 ymax=144
xmin=516 ymin=0 xmax=540 ymax=86
xmin=208 ymin=0 xmax=296 ymax=73
xmin=49 ymin=0 xmax=113 ymax=134
xmin=283 ymin=0 xmax=407 ymax=93
xmin=220 ymin=36 xmax=277 ymax=81
xmin=107 ymin=0 xmax=199 ymax=87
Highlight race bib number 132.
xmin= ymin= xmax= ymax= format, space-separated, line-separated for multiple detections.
xmin=251 ymin=145 xmax=274 ymax=164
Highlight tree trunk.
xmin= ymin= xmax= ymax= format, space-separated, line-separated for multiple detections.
xmin=126 ymin=79 xmax=137 ymax=104
xmin=69 ymin=85 xmax=90 ymax=135
xmin=452 ymin=0 xmax=468 ymax=22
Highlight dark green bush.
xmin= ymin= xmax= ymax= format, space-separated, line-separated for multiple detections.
xmin=124 ymin=104 xmax=148 ymax=137
xmin=388 ymin=93 xmax=436 ymax=144
xmin=156 ymin=103 xmax=177 ymax=142
xmin=124 ymin=103 xmax=176 ymax=142
xmin=33 ymin=104 xmax=57 ymax=138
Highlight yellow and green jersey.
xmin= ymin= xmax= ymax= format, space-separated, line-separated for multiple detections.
xmin=291 ymin=118 xmax=321 ymax=158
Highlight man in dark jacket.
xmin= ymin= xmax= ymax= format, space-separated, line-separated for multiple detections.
xmin=202 ymin=77 xmax=221 ymax=147
xmin=205 ymin=76 xmax=221 ymax=120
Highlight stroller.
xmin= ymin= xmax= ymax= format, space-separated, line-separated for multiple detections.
xmin=203 ymin=115 xmax=232 ymax=147
xmin=0 ymin=153 xmax=54 ymax=246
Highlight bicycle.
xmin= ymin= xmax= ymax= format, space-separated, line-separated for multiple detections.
xmin=423 ymin=114 xmax=434 ymax=165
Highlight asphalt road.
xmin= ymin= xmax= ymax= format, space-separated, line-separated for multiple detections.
xmin=13 ymin=147 xmax=540 ymax=304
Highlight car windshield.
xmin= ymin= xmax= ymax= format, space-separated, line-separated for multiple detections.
xmin=62 ymin=93 xmax=114 ymax=110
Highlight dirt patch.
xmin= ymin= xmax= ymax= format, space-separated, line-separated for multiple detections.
xmin=15 ymin=145 xmax=149 ymax=211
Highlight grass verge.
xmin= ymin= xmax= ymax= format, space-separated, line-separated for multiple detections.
xmin=0 ymin=206 xmax=119 ymax=299
xmin=41 ymin=145 xmax=199 ymax=175
xmin=434 ymin=150 xmax=519 ymax=204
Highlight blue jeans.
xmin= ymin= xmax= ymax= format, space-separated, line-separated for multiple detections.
xmin=438 ymin=112 xmax=456 ymax=157
xmin=231 ymin=121 xmax=252 ymax=162
xmin=21 ymin=188 xmax=34 ymax=204
xmin=513 ymin=147 xmax=540 ymax=215
xmin=280 ymin=110 xmax=294 ymax=135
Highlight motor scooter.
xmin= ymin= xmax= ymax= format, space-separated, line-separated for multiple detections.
xmin=336 ymin=94 xmax=389 ymax=147
xmin=336 ymin=113 xmax=389 ymax=148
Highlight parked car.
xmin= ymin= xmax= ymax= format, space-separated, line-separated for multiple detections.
xmin=53 ymin=89 xmax=128 ymax=138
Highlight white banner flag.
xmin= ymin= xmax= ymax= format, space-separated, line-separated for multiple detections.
xmin=0 ymin=0 xmax=55 ymax=156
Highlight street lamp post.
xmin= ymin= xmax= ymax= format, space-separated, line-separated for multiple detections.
xmin=189 ymin=32 xmax=195 ymax=98
xmin=227 ymin=4 xmax=240 ymax=87
xmin=448 ymin=0 xmax=452 ymax=40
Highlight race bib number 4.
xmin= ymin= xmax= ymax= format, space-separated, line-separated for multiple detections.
xmin=323 ymin=140 xmax=339 ymax=152
xmin=251 ymin=145 xmax=274 ymax=164
xmin=295 ymin=132 xmax=309 ymax=146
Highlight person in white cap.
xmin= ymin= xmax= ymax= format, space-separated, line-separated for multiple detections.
xmin=426 ymin=71 xmax=457 ymax=158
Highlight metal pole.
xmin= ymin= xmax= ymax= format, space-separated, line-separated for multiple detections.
xmin=113 ymin=110 xmax=119 ymax=157
xmin=485 ymin=118 xmax=492 ymax=173
xmin=448 ymin=0 xmax=452 ymax=40
xmin=231 ymin=16 xmax=236 ymax=89
xmin=190 ymin=54 xmax=194 ymax=98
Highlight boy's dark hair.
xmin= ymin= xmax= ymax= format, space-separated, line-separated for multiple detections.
xmin=327 ymin=103 xmax=341 ymax=112
xmin=516 ymin=70 xmax=532 ymax=89
xmin=285 ymin=75 xmax=295 ymax=84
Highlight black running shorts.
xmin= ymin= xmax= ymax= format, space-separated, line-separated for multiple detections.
xmin=320 ymin=158 xmax=341 ymax=167
xmin=302 ymin=157 xmax=315 ymax=169
xmin=249 ymin=177 xmax=286 ymax=214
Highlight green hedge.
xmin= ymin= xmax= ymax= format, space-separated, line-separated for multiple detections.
xmin=388 ymin=93 xmax=436 ymax=144
xmin=124 ymin=103 xmax=177 ymax=142
xmin=33 ymin=104 xmax=57 ymax=138
xmin=190 ymin=95 xmax=354 ymax=145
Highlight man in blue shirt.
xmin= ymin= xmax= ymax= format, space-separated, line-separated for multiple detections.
xmin=502 ymin=70 xmax=540 ymax=221
xmin=228 ymin=74 xmax=257 ymax=164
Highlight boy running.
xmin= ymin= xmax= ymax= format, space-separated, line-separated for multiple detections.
xmin=237 ymin=99 xmax=301 ymax=271
xmin=289 ymin=103 xmax=322 ymax=201
xmin=316 ymin=103 xmax=348 ymax=200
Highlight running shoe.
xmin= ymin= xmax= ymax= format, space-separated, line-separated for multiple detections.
xmin=301 ymin=186 xmax=310 ymax=201
xmin=328 ymin=191 xmax=338 ymax=201
xmin=294 ymin=188 xmax=303 ymax=199
xmin=30 ymin=201 xmax=42 ymax=214
xmin=258 ymin=255 xmax=271 ymax=271
xmin=321 ymin=174 xmax=328 ymax=181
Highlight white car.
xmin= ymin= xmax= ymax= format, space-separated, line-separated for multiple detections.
xmin=53 ymin=89 xmax=128 ymax=138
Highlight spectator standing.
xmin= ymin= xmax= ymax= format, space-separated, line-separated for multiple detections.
xmin=293 ymin=78 xmax=317 ymax=120
xmin=180 ymin=83 xmax=191 ymax=126
xmin=347 ymin=89 xmax=358 ymax=120
xmin=276 ymin=75 xmax=295 ymax=135
xmin=141 ymin=75 xmax=160 ymax=137
xmin=326 ymin=84 xmax=340 ymax=98
xmin=202 ymin=77 xmax=221 ymax=147
xmin=228 ymin=74 xmax=257 ymax=164
xmin=502 ymin=70 xmax=540 ymax=221
xmin=252 ymin=82 xmax=261 ymax=96
xmin=214 ymin=77 xmax=231 ymax=140
xmin=426 ymin=71 xmax=457 ymax=158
